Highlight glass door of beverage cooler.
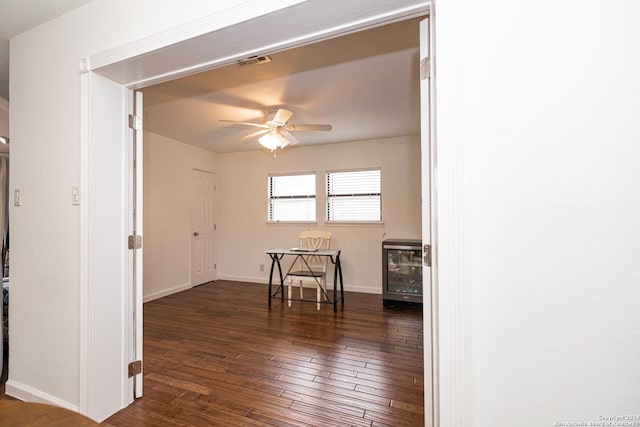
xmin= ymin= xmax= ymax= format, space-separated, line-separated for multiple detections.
xmin=382 ymin=240 xmax=422 ymax=306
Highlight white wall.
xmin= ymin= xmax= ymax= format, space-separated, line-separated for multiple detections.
xmin=217 ymin=136 xmax=421 ymax=293
xmin=143 ymin=131 xmax=217 ymax=302
xmin=143 ymin=134 xmax=421 ymax=298
xmin=8 ymin=0 xmax=303 ymax=412
xmin=436 ymin=0 xmax=640 ymax=424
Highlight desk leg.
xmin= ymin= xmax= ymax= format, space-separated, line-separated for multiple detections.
xmin=333 ymin=256 xmax=339 ymax=313
xmin=276 ymin=257 xmax=284 ymax=301
xmin=338 ymin=255 xmax=344 ymax=302
xmin=268 ymin=255 xmax=276 ymax=307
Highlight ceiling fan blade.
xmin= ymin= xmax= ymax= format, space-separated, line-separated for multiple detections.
xmin=285 ymin=124 xmax=332 ymax=132
xmin=219 ymin=119 xmax=269 ymax=129
xmin=271 ymin=108 xmax=293 ymax=126
xmin=282 ymin=131 xmax=301 ymax=146
xmin=239 ymin=129 xmax=269 ymax=141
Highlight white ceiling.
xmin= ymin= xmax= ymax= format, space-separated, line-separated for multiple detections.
xmin=142 ymin=17 xmax=421 ymax=153
xmin=0 ymin=3 xmax=422 ymax=155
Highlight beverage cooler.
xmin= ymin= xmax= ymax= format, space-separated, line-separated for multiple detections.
xmin=382 ymin=239 xmax=422 ymax=307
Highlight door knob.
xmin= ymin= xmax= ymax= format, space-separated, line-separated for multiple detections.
xmin=193 ymin=232 xmax=199 ymax=236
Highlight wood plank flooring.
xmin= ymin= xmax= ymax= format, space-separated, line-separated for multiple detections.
xmin=102 ymin=280 xmax=424 ymax=427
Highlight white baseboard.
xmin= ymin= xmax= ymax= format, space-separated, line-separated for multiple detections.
xmin=345 ymin=285 xmax=381 ymax=295
xmin=217 ymin=275 xmax=381 ymax=295
xmin=5 ymin=380 xmax=79 ymax=412
xmin=217 ymin=275 xmax=269 ymax=284
xmin=143 ymin=282 xmax=192 ymax=303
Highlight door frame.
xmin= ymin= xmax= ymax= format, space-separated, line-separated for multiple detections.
xmin=80 ymin=1 xmax=453 ymax=424
xmin=420 ymin=15 xmax=437 ymax=427
xmin=80 ymin=73 xmax=137 ymax=420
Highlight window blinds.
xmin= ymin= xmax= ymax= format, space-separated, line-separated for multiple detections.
xmin=326 ymin=169 xmax=381 ymax=221
xmin=268 ymin=174 xmax=316 ymax=222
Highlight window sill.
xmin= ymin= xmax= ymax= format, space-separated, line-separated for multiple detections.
xmin=266 ymin=221 xmax=318 ymax=225
xmin=325 ymin=221 xmax=384 ymax=226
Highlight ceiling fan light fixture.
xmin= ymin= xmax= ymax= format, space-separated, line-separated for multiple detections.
xmin=258 ymin=131 xmax=288 ymax=150
xmin=222 ymin=107 xmax=331 ymax=150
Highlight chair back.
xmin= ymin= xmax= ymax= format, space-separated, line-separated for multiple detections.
xmin=298 ymin=230 xmax=332 ymax=272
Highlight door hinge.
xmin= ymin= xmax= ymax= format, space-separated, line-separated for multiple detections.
xmin=128 ymin=114 xmax=142 ymax=131
xmin=128 ymin=235 xmax=142 ymax=250
xmin=214 ymin=224 xmax=217 ymax=231
xmin=423 ymin=244 xmax=432 ymax=267
xmin=420 ymin=57 xmax=431 ymax=80
xmin=128 ymin=360 xmax=142 ymax=377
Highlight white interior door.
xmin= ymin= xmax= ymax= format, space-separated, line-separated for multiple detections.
xmin=130 ymin=90 xmax=144 ymax=398
xmin=420 ymin=15 xmax=435 ymax=427
xmin=191 ymin=169 xmax=216 ymax=286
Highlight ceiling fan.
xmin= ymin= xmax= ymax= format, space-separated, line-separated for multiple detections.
xmin=220 ymin=108 xmax=332 ymax=150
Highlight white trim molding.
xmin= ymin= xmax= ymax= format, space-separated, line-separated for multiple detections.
xmin=432 ymin=0 xmax=467 ymax=425
xmin=87 ymin=0 xmax=428 ymax=89
xmin=143 ymin=282 xmax=193 ymax=303
xmin=215 ymin=276 xmax=380 ymax=295
xmin=6 ymin=380 xmax=79 ymax=412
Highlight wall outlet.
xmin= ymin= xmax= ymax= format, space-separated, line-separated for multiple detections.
xmin=259 ymin=264 xmax=265 ymax=272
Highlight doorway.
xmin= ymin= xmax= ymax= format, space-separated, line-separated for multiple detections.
xmin=83 ymin=1 xmax=434 ymax=423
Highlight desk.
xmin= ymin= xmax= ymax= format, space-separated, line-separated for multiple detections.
xmin=265 ymin=249 xmax=344 ymax=312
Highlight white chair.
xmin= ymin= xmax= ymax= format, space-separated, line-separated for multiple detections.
xmin=288 ymin=230 xmax=332 ymax=310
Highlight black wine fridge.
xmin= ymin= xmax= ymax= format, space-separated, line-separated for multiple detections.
xmin=382 ymin=239 xmax=422 ymax=307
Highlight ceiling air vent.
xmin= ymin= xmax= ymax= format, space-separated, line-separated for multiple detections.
xmin=237 ymin=55 xmax=272 ymax=66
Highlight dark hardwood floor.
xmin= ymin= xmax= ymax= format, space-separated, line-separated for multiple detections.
xmin=6 ymin=280 xmax=423 ymax=426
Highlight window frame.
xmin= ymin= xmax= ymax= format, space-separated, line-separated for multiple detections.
xmin=325 ymin=168 xmax=383 ymax=224
xmin=267 ymin=172 xmax=317 ymax=224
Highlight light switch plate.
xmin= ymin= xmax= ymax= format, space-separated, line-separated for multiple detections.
xmin=72 ymin=185 xmax=81 ymax=205
xmin=14 ymin=188 xmax=21 ymax=206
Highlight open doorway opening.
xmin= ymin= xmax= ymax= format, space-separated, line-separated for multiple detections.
xmin=84 ymin=2 xmax=436 ymax=424
xmin=139 ymin=16 xmax=425 ymax=302
xmin=135 ymin=15 xmax=433 ymax=424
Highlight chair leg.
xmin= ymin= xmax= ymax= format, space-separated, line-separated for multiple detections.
xmin=287 ymin=278 xmax=292 ymax=308
xmin=299 ymin=281 xmax=304 ymax=299
xmin=316 ymin=285 xmax=321 ymax=310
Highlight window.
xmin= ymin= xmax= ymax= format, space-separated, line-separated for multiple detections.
xmin=268 ymin=173 xmax=316 ymax=222
xmin=326 ymin=169 xmax=381 ymax=222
